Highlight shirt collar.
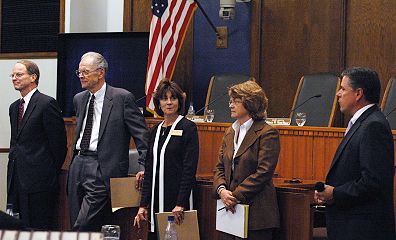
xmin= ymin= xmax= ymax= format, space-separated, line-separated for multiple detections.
xmin=22 ymin=88 xmax=37 ymax=103
xmin=232 ymin=118 xmax=254 ymax=131
xmin=92 ymin=82 xmax=106 ymax=100
xmin=350 ymin=103 xmax=375 ymax=125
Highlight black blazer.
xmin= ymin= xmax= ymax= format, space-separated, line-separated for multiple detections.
xmin=7 ymin=90 xmax=67 ymax=193
xmin=140 ymin=117 xmax=199 ymax=211
xmin=326 ymin=105 xmax=395 ymax=240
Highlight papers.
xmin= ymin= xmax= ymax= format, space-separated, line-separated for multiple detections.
xmin=216 ymin=200 xmax=249 ymax=238
xmin=110 ymin=177 xmax=141 ymax=212
xmin=155 ymin=210 xmax=200 ymax=240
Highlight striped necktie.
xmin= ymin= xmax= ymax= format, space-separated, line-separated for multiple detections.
xmin=80 ymin=95 xmax=95 ymax=150
xmin=17 ymin=98 xmax=25 ymax=130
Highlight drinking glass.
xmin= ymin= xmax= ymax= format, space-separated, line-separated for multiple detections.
xmin=296 ymin=112 xmax=307 ymax=126
xmin=101 ymin=225 xmax=120 ymax=240
xmin=204 ymin=109 xmax=215 ymax=122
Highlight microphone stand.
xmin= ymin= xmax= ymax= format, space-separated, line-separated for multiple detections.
xmin=195 ymin=92 xmax=229 ymax=115
xmin=386 ymin=106 xmax=396 ymax=118
xmin=289 ymin=94 xmax=322 ymax=116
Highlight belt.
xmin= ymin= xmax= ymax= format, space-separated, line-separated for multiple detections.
xmin=76 ymin=150 xmax=98 ymax=156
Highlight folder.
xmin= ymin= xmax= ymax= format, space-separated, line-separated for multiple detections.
xmin=110 ymin=177 xmax=141 ymax=212
xmin=216 ymin=200 xmax=249 ymax=238
xmin=155 ymin=210 xmax=200 ymax=240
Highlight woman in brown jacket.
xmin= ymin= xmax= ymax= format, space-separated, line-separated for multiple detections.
xmin=213 ymin=80 xmax=280 ymax=240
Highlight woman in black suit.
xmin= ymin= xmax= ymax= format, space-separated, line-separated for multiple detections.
xmin=134 ymin=80 xmax=199 ymax=238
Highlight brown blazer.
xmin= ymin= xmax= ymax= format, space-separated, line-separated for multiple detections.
xmin=213 ymin=120 xmax=280 ymax=230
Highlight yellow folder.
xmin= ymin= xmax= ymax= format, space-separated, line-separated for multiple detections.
xmin=155 ymin=210 xmax=200 ymax=240
xmin=110 ymin=177 xmax=141 ymax=212
xmin=216 ymin=200 xmax=249 ymax=238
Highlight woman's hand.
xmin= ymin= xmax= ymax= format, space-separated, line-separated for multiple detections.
xmin=219 ymin=189 xmax=238 ymax=213
xmin=172 ymin=205 xmax=185 ymax=225
xmin=135 ymin=171 xmax=145 ymax=190
xmin=134 ymin=207 xmax=148 ymax=228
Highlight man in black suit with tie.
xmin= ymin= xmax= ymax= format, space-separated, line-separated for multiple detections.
xmin=68 ymin=52 xmax=149 ymax=231
xmin=7 ymin=60 xmax=67 ymax=229
xmin=315 ymin=67 xmax=395 ymax=240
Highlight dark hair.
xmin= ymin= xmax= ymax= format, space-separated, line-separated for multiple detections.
xmin=17 ymin=60 xmax=40 ymax=85
xmin=228 ymin=80 xmax=268 ymax=120
xmin=341 ymin=67 xmax=381 ymax=104
xmin=153 ymin=79 xmax=186 ymax=116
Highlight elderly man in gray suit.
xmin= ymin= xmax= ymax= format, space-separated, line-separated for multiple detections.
xmin=67 ymin=52 xmax=149 ymax=231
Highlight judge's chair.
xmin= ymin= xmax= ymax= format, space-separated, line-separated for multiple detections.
xmin=381 ymin=77 xmax=396 ymax=129
xmin=205 ymin=74 xmax=251 ymax=123
xmin=290 ymin=73 xmax=340 ymax=127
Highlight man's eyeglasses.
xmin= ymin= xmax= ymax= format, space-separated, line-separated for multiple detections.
xmin=75 ymin=68 xmax=102 ymax=77
xmin=9 ymin=72 xmax=28 ymax=79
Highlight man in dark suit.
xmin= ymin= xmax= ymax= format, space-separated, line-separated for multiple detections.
xmin=7 ymin=60 xmax=67 ymax=229
xmin=68 ymin=52 xmax=149 ymax=231
xmin=315 ymin=67 xmax=395 ymax=240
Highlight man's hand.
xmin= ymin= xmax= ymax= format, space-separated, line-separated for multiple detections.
xmin=315 ymin=184 xmax=334 ymax=204
xmin=219 ymin=189 xmax=238 ymax=213
xmin=172 ymin=205 xmax=185 ymax=225
xmin=135 ymin=171 xmax=144 ymax=190
xmin=133 ymin=207 xmax=148 ymax=228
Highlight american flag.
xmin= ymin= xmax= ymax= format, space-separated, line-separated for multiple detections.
xmin=145 ymin=0 xmax=197 ymax=112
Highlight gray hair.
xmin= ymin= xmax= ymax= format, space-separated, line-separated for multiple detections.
xmin=81 ymin=52 xmax=108 ymax=74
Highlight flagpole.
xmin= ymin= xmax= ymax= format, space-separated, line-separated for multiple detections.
xmin=194 ymin=0 xmax=220 ymax=37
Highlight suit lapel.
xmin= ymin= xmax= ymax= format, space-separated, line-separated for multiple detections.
xmin=328 ymin=105 xmax=378 ymax=171
xmin=234 ymin=121 xmax=264 ymax=159
xmin=17 ymin=91 xmax=39 ymax=138
xmin=10 ymin=101 xmax=19 ymax=138
xmin=74 ymin=91 xmax=90 ymax=144
xmin=98 ymin=85 xmax=113 ymax=143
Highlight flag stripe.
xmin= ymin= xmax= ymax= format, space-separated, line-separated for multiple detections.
xmin=145 ymin=0 xmax=197 ymax=113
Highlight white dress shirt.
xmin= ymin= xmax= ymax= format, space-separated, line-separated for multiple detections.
xmin=232 ymin=118 xmax=254 ymax=169
xmin=76 ymin=83 xmax=106 ymax=151
xmin=20 ymin=88 xmax=38 ymax=115
xmin=345 ymin=103 xmax=375 ymax=135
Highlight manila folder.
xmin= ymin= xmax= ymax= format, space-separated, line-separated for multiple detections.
xmin=110 ymin=177 xmax=141 ymax=212
xmin=155 ymin=210 xmax=200 ymax=240
xmin=216 ymin=200 xmax=249 ymax=238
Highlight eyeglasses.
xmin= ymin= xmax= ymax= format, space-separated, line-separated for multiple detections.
xmin=9 ymin=72 xmax=28 ymax=79
xmin=75 ymin=68 xmax=102 ymax=77
xmin=229 ymin=99 xmax=243 ymax=105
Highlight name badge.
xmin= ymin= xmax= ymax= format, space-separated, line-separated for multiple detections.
xmin=171 ymin=130 xmax=183 ymax=136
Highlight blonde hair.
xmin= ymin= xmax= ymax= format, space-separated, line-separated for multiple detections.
xmin=228 ymin=79 xmax=268 ymax=120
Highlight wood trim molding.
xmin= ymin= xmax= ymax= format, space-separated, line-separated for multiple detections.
xmin=339 ymin=0 xmax=347 ymax=70
xmin=60 ymin=0 xmax=65 ymax=33
xmin=250 ymin=0 xmax=262 ymax=80
xmin=0 ymin=148 xmax=9 ymax=153
xmin=0 ymin=52 xmax=57 ymax=59
xmin=123 ymin=0 xmax=132 ymax=31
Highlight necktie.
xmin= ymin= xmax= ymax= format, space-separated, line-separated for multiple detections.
xmin=80 ymin=95 xmax=95 ymax=151
xmin=17 ymin=98 xmax=25 ymax=130
xmin=344 ymin=120 xmax=353 ymax=136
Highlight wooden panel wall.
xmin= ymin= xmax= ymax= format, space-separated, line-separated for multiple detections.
xmin=255 ymin=0 xmax=396 ymax=126
xmin=346 ymin=0 xmax=396 ymax=95
xmin=124 ymin=0 xmax=194 ymax=105
xmin=258 ymin=0 xmax=346 ymax=119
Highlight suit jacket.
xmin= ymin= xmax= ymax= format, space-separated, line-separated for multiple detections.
xmin=213 ymin=120 xmax=280 ymax=230
xmin=7 ymin=90 xmax=67 ymax=193
xmin=326 ymin=105 xmax=395 ymax=240
xmin=71 ymin=84 xmax=148 ymax=187
xmin=140 ymin=117 xmax=199 ymax=211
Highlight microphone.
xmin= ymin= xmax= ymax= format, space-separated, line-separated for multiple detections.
xmin=385 ymin=106 xmax=396 ymax=118
xmin=135 ymin=94 xmax=152 ymax=104
xmin=195 ymin=92 xmax=229 ymax=115
xmin=290 ymin=94 xmax=322 ymax=114
xmin=314 ymin=182 xmax=325 ymax=192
